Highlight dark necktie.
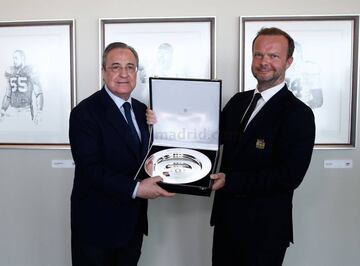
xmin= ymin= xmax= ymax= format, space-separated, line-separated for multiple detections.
xmin=123 ymin=102 xmax=141 ymax=148
xmin=239 ymin=93 xmax=262 ymax=133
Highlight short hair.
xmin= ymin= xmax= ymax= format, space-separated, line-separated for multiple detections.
xmin=102 ymin=42 xmax=139 ymax=70
xmin=158 ymin=43 xmax=173 ymax=52
xmin=252 ymin=27 xmax=295 ymax=58
xmin=14 ymin=49 xmax=26 ymax=60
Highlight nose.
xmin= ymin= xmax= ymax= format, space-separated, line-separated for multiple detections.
xmin=118 ymin=67 xmax=129 ymax=77
xmin=260 ymin=55 xmax=270 ymax=65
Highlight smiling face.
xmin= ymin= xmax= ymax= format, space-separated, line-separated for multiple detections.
xmin=251 ymin=34 xmax=293 ymax=92
xmin=102 ymin=47 xmax=137 ymax=100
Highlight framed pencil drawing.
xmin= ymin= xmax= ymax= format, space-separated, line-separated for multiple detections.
xmin=100 ymin=17 xmax=215 ymax=104
xmin=0 ymin=19 xmax=76 ymax=149
xmin=240 ymin=15 xmax=359 ymax=148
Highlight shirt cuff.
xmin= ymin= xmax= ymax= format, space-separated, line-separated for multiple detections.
xmin=132 ymin=181 xmax=140 ymax=199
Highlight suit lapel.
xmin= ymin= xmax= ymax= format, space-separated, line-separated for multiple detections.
xmin=227 ymin=90 xmax=256 ymax=145
xmin=238 ymin=86 xmax=290 ymax=144
xmin=131 ymin=98 xmax=150 ymax=159
xmin=100 ymin=88 xmax=142 ymax=160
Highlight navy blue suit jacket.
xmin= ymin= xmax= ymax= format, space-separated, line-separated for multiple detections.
xmin=69 ymin=88 xmax=149 ymax=248
xmin=211 ymin=85 xmax=315 ymax=248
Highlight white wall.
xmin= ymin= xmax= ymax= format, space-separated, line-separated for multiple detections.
xmin=1 ymin=0 xmax=360 ymax=265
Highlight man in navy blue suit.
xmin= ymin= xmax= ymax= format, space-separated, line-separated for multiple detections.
xmin=69 ymin=42 xmax=174 ymax=266
xmin=210 ymin=28 xmax=316 ymax=265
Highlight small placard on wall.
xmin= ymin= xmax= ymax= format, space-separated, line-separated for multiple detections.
xmin=51 ymin=160 xmax=75 ymax=168
xmin=324 ymin=160 xmax=353 ymax=169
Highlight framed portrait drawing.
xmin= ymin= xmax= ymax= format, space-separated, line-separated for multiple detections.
xmin=100 ymin=17 xmax=215 ymax=104
xmin=240 ymin=15 xmax=359 ymax=148
xmin=0 ymin=19 xmax=76 ymax=148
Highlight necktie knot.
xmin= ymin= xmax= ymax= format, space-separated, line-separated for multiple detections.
xmin=252 ymin=93 xmax=262 ymax=104
xmin=123 ymin=101 xmax=131 ymax=115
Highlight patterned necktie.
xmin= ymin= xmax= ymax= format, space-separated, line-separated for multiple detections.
xmin=122 ymin=102 xmax=141 ymax=148
xmin=239 ymin=93 xmax=262 ymax=133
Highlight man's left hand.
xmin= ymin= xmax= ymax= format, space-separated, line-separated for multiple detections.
xmin=211 ymin=173 xmax=226 ymax=191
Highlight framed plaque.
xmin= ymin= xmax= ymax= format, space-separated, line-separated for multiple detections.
xmin=136 ymin=77 xmax=221 ymax=196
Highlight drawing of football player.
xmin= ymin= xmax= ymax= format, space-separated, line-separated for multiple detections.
xmin=0 ymin=50 xmax=44 ymax=124
xmin=286 ymin=42 xmax=323 ymax=109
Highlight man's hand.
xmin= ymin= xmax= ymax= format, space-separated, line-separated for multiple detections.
xmin=33 ymin=110 xmax=42 ymax=125
xmin=137 ymin=176 xmax=175 ymax=199
xmin=210 ymin=173 xmax=226 ymax=191
xmin=146 ymin=108 xmax=157 ymax=125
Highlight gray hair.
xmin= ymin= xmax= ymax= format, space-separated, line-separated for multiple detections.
xmin=102 ymin=42 xmax=139 ymax=70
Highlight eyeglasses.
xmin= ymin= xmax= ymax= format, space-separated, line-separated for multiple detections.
xmin=107 ymin=64 xmax=138 ymax=74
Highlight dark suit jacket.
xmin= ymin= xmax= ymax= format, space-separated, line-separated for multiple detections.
xmin=211 ymin=85 xmax=315 ymax=248
xmin=69 ymin=87 xmax=149 ymax=248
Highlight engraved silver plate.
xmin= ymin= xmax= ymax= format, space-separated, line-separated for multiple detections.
xmin=144 ymin=148 xmax=212 ymax=184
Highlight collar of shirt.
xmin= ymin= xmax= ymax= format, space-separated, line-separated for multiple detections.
xmin=104 ymin=85 xmax=142 ymax=142
xmin=245 ymin=81 xmax=285 ymax=128
xmin=104 ymin=85 xmax=133 ymax=109
xmin=255 ymin=81 xmax=285 ymax=103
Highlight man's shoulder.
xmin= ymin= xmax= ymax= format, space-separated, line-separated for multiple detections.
xmin=4 ymin=66 xmax=16 ymax=77
xmin=283 ymin=88 xmax=314 ymax=112
xmin=279 ymin=88 xmax=315 ymax=124
xmin=131 ymin=97 xmax=147 ymax=110
xmin=227 ymin=90 xmax=254 ymax=106
xmin=72 ymin=90 xmax=103 ymax=112
xmin=22 ymin=65 xmax=34 ymax=74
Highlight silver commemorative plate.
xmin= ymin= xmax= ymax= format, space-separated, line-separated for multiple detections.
xmin=144 ymin=148 xmax=212 ymax=184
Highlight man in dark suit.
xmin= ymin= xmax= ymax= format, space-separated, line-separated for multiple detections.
xmin=210 ymin=27 xmax=316 ymax=265
xmin=69 ymin=42 xmax=174 ymax=266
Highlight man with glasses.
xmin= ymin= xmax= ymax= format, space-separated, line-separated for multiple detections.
xmin=69 ymin=42 xmax=174 ymax=266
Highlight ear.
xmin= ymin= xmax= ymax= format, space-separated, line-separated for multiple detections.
xmin=101 ymin=69 xmax=105 ymax=83
xmin=286 ymin=56 xmax=294 ymax=69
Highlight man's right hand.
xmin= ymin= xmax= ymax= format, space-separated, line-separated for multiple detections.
xmin=137 ymin=176 xmax=175 ymax=199
xmin=145 ymin=108 xmax=157 ymax=125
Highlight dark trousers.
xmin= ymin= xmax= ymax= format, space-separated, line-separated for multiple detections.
xmin=212 ymin=225 xmax=287 ymax=266
xmin=71 ymin=232 xmax=143 ymax=266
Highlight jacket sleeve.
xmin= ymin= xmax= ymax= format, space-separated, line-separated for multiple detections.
xmin=69 ymin=105 xmax=138 ymax=203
